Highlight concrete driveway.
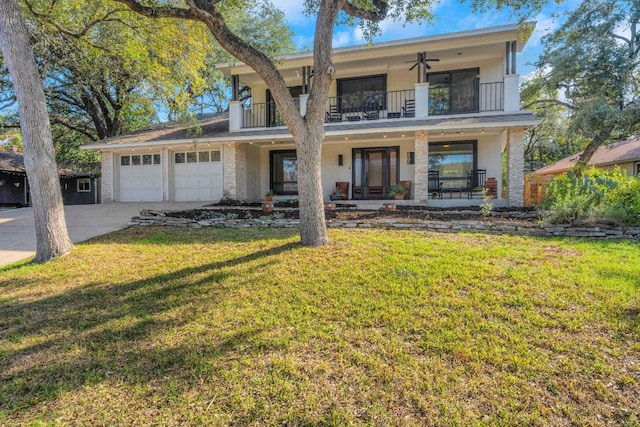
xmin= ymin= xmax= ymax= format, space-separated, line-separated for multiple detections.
xmin=0 ymin=202 xmax=205 ymax=266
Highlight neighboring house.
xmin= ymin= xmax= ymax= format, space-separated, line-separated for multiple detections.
xmin=84 ymin=23 xmax=537 ymax=207
xmin=524 ymin=137 xmax=640 ymax=205
xmin=0 ymin=149 xmax=100 ymax=207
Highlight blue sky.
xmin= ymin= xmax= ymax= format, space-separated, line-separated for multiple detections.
xmin=271 ymin=0 xmax=581 ymax=78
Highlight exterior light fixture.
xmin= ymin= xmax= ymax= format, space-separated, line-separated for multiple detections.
xmin=401 ymin=133 xmax=405 ymax=138
xmin=481 ymin=128 xmax=485 ymax=134
xmin=440 ymin=130 xmax=444 ymax=135
xmin=383 ymin=133 xmax=387 ymax=138
xmin=345 ymin=135 xmax=349 ymax=141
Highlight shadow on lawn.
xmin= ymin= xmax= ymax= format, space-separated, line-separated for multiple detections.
xmin=0 ymin=241 xmax=299 ymax=416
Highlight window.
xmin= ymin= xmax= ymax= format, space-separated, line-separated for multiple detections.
xmin=199 ymin=151 xmax=210 ymax=162
xmin=120 ymin=156 xmax=130 ymax=166
xmin=636 ymin=162 xmax=640 ymax=177
xmin=428 ymin=68 xmax=479 ymax=115
xmin=131 ymin=155 xmax=141 ymax=165
xmin=153 ymin=154 xmax=161 ymax=165
xmin=270 ymin=150 xmax=298 ymax=195
xmin=142 ymin=154 xmax=152 ymax=165
xmin=175 ymin=151 xmax=220 ymax=164
xmin=337 ymin=75 xmax=386 ymax=113
xmin=77 ymin=178 xmax=91 ymax=192
xmin=428 ymin=141 xmax=477 ymax=189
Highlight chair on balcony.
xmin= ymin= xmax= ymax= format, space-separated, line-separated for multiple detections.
xmin=466 ymin=169 xmax=487 ymax=199
xmin=325 ymin=105 xmax=341 ymax=122
xmin=428 ymin=171 xmax=442 ymax=199
xmin=402 ymin=99 xmax=415 ymax=118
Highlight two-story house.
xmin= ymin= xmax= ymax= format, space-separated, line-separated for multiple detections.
xmin=84 ymin=22 xmax=537 ymax=207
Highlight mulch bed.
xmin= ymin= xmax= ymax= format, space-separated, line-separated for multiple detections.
xmin=164 ymin=203 xmax=541 ymax=223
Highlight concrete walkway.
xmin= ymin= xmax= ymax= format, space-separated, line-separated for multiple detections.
xmin=0 ymin=202 xmax=205 ymax=267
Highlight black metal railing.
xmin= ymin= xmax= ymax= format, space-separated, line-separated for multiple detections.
xmin=324 ymin=89 xmax=415 ymax=123
xmin=429 ymin=81 xmax=504 ymax=115
xmin=242 ymin=98 xmax=300 ymax=129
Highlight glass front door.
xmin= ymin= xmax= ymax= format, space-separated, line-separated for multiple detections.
xmin=352 ymin=147 xmax=399 ymax=199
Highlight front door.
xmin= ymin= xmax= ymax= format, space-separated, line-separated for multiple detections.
xmin=352 ymin=147 xmax=399 ymax=199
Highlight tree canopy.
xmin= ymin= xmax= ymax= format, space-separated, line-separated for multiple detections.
xmin=527 ymin=0 xmax=640 ymax=172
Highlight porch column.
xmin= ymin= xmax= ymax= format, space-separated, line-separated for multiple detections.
xmin=223 ymin=143 xmax=248 ymax=200
xmin=414 ymin=82 xmax=429 ymax=118
xmin=506 ymin=128 xmax=525 ymax=207
xmin=235 ymin=143 xmax=248 ymax=200
xmin=414 ymin=131 xmax=429 ymax=204
xmin=504 ymin=75 xmax=520 ymax=112
xmin=229 ymin=100 xmax=243 ymax=131
xmin=100 ymin=150 xmax=114 ymax=203
xmin=299 ymin=94 xmax=309 ymax=118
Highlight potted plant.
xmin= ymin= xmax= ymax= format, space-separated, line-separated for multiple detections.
xmin=388 ymin=184 xmax=408 ymax=200
xmin=264 ymin=189 xmax=274 ymax=202
xmin=329 ymin=186 xmax=343 ymax=201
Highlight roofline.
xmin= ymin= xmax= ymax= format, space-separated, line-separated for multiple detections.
xmin=216 ymin=22 xmax=535 ymax=69
xmin=83 ymin=114 xmax=539 ymax=151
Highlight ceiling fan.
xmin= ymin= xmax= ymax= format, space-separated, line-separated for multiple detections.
xmin=406 ymin=52 xmax=440 ymax=82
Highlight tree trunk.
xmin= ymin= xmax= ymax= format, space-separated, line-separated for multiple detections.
xmin=295 ymin=127 xmax=329 ymax=246
xmin=0 ymin=0 xmax=73 ymax=263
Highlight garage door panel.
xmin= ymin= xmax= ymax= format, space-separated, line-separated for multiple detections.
xmin=119 ymin=155 xmax=163 ymax=202
xmin=173 ymin=150 xmax=222 ymax=201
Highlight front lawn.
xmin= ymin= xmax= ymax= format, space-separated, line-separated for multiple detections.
xmin=0 ymin=227 xmax=638 ymax=425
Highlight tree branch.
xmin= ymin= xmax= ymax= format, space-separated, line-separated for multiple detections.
xmin=341 ymin=0 xmax=388 ymax=21
xmin=522 ymin=98 xmax=576 ymax=111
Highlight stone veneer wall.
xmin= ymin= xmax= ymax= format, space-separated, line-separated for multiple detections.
xmin=507 ymin=129 xmax=525 ymax=207
xmin=101 ymin=151 xmax=114 ymax=202
xmin=413 ymin=131 xmax=429 ymax=204
xmin=222 ymin=144 xmax=237 ymax=198
xmin=234 ymin=143 xmax=248 ymax=200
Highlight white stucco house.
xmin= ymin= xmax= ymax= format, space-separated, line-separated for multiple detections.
xmin=83 ymin=22 xmax=537 ymax=206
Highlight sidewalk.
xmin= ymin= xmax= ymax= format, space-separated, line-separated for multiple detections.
xmin=0 ymin=202 xmax=205 ymax=266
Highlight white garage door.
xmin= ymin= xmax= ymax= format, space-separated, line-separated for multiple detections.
xmin=119 ymin=154 xmax=163 ymax=202
xmin=173 ymin=150 xmax=223 ymax=201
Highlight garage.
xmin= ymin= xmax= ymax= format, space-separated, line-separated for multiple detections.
xmin=118 ymin=153 xmax=163 ymax=202
xmin=173 ymin=150 xmax=223 ymax=201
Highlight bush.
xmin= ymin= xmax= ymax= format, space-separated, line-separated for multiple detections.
xmin=542 ymin=168 xmax=640 ymax=225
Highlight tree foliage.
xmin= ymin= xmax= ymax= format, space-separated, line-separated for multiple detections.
xmin=0 ymin=0 xmax=292 ymax=169
xmin=530 ymin=0 xmax=640 ymax=172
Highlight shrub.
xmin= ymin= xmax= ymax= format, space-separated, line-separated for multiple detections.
xmin=542 ymin=168 xmax=640 ymax=225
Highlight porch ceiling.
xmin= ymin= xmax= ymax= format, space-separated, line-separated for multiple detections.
xmin=221 ymin=23 xmax=532 ymax=88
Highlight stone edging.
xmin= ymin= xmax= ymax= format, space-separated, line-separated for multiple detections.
xmin=130 ymin=210 xmax=640 ymax=240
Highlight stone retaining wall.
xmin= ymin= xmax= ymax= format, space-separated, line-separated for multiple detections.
xmin=130 ymin=210 xmax=640 ymax=240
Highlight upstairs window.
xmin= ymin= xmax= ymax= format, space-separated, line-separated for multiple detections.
xmin=337 ymin=75 xmax=386 ymax=113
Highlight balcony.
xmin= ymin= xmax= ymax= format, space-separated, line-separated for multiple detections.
xmin=229 ymin=78 xmax=517 ymax=131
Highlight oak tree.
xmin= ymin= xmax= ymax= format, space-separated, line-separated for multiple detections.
xmin=0 ymin=0 xmax=73 ymax=263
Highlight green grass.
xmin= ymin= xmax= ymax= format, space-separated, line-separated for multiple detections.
xmin=0 ymin=227 xmax=638 ymax=426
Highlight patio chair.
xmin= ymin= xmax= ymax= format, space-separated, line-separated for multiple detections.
xmin=325 ymin=105 xmax=341 ymax=122
xmin=466 ymin=169 xmax=487 ymax=199
xmin=402 ymin=99 xmax=415 ymax=118
xmin=428 ymin=170 xmax=442 ymax=199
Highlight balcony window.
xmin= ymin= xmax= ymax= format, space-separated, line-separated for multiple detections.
xmin=428 ymin=68 xmax=479 ymax=115
xmin=270 ymin=150 xmax=298 ymax=195
xmin=337 ymin=75 xmax=386 ymax=113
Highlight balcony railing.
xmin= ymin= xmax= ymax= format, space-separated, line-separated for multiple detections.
xmin=429 ymin=82 xmax=504 ymax=116
xmin=325 ymin=90 xmax=416 ymax=123
xmin=236 ymin=82 xmax=506 ymax=129
xmin=242 ymin=98 xmax=300 ymax=129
